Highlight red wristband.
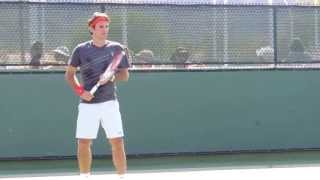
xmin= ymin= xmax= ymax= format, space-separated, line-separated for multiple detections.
xmin=75 ymin=84 xmax=84 ymax=96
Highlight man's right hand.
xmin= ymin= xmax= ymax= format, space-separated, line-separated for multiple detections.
xmin=80 ymin=91 xmax=94 ymax=101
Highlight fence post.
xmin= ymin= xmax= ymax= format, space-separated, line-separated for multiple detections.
xmin=100 ymin=4 xmax=106 ymax=12
xmin=18 ymin=2 xmax=26 ymax=63
xmin=273 ymin=6 xmax=278 ymax=65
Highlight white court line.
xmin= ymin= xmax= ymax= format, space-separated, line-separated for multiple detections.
xmin=1 ymin=166 xmax=320 ymax=180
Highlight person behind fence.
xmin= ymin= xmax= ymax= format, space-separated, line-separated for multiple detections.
xmin=30 ymin=41 xmax=43 ymax=67
xmin=170 ymin=47 xmax=190 ymax=68
xmin=134 ymin=49 xmax=154 ymax=68
xmin=256 ymin=45 xmax=274 ymax=62
xmin=53 ymin=46 xmax=70 ymax=64
xmin=65 ymin=12 xmax=130 ymax=179
xmin=282 ymin=38 xmax=312 ymax=62
xmin=0 ymin=51 xmax=9 ymax=69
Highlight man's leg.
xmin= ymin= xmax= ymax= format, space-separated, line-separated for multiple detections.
xmin=109 ymin=137 xmax=127 ymax=175
xmin=78 ymin=139 xmax=93 ymax=174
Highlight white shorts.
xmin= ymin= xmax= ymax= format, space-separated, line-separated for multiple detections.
xmin=76 ymin=100 xmax=124 ymax=139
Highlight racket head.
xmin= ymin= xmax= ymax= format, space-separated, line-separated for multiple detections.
xmin=109 ymin=50 xmax=125 ymax=70
xmin=89 ymin=49 xmax=125 ymax=95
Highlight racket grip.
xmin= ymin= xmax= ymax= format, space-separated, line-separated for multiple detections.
xmin=90 ymin=84 xmax=99 ymax=95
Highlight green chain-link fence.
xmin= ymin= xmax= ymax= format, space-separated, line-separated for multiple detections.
xmin=0 ymin=1 xmax=319 ymax=69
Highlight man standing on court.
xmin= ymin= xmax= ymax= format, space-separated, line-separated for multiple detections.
xmin=65 ymin=12 xmax=130 ymax=178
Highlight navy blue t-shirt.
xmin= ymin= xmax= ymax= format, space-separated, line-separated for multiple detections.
xmin=69 ymin=40 xmax=130 ymax=103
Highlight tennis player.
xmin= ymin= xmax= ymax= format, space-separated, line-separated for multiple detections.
xmin=65 ymin=12 xmax=130 ymax=178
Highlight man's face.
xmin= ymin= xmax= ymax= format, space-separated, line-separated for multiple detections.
xmin=91 ymin=20 xmax=109 ymax=39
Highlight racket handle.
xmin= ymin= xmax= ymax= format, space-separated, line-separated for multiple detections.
xmin=90 ymin=83 xmax=100 ymax=95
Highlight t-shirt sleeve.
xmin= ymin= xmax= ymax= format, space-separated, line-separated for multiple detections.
xmin=118 ymin=47 xmax=130 ymax=69
xmin=68 ymin=47 xmax=81 ymax=67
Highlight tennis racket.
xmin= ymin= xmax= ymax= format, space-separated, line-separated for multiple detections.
xmin=89 ymin=50 xmax=125 ymax=95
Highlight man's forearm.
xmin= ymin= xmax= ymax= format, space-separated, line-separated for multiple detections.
xmin=65 ymin=68 xmax=84 ymax=96
xmin=65 ymin=72 xmax=78 ymax=89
